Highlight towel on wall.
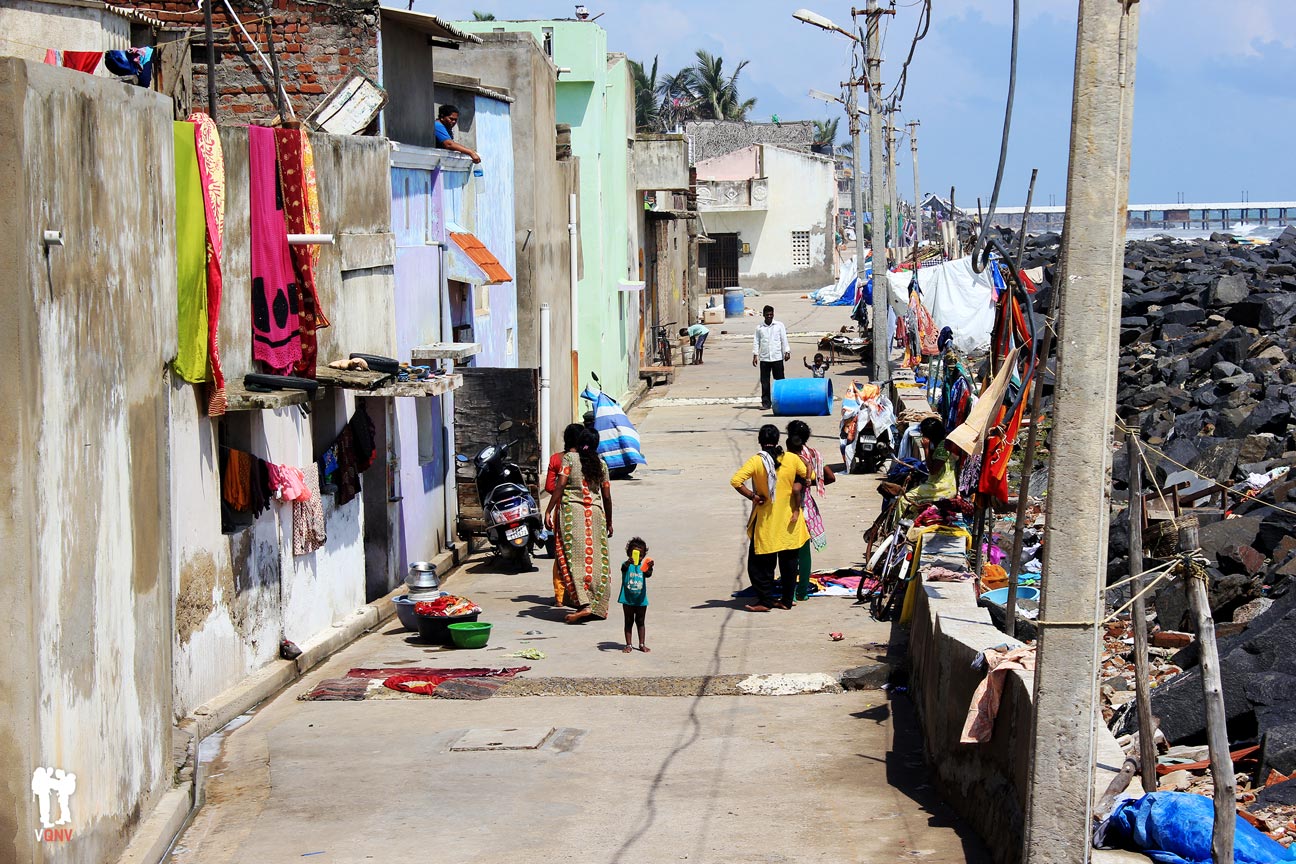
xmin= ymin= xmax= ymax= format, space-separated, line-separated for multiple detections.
xmin=247 ymin=125 xmax=301 ymax=374
xmin=274 ymin=128 xmax=329 ymax=378
xmin=172 ymin=121 xmax=209 ymax=383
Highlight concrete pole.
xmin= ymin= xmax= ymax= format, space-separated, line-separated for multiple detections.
xmin=1024 ymin=3 xmax=1140 ymax=863
xmin=848 ymin=84 xmax=868 ymax=324
xmin=865 ymin=0 xmax=890 ymax=384
xmin=908 ymin=120 xmax=921 ymax=250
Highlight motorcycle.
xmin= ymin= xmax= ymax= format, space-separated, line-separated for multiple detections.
xmin=840 ymin=382 xmax=898 ymax=475
xmin=580 ymin=372 xmax=646 ymax=480
xmin=456 ymin=421 xmax=547 ymax=568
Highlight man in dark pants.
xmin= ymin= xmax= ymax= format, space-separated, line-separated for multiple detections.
xmin=752 ymin=305 xmax=791 ymax=410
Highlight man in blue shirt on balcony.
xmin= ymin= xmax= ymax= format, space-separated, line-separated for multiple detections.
xmin=434 ymin=104 xmax=481 ymax=164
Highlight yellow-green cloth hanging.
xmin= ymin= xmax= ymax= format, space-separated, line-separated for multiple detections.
xmin=173 ymin=121 xmax=209 ymax=383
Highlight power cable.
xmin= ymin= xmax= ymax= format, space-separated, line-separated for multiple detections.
xmin=883 ymin=0 xmax=932 ymax=110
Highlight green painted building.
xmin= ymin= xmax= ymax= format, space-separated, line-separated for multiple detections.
xmin=455 ymin=18 xmax=641 ymax=400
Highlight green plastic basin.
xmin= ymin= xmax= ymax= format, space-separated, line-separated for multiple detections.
xmin=447 ymin=621 xmax=492 ymax=649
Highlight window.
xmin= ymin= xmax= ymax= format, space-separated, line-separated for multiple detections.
xmin=791 ymin=231 xmax=811 ymax=267
xmin=542 ymin=27 xmax=554 ymax=58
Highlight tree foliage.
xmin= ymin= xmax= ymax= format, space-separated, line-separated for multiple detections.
xmin=813 ymin=118 xmax=840 ymax=146
xmin=631 ymin=49 xmax=757 ymax=132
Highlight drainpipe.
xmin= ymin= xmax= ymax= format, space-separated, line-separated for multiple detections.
xmin=539 ymin=303 xmax=552 ymax=476
xmin=568 ymin=192 xmax=580 ymax=414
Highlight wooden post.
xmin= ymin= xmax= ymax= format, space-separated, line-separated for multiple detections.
xmin=1179 ymin=521 xmax=1235 ymax=864
xmin=1128 ymin=438 xmax=1158 ymax=794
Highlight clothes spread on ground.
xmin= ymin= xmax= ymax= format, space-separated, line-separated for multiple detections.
xmin=248 ymin=125 xmax=302 ymax=374
xmin=172 ymin=121 xmax=209 ymax=384
xmin=344 ymin=666 xmax=529 ymax=697
xmin=273 ymin=128 xmax=329 ymax=378
xmin=189 ymin=111 xmax=227 ymax=415
xmin=292 ymin=463 xmax=327 ymax=556
xmin=960 ymin=644 xmax=1036 ymax=744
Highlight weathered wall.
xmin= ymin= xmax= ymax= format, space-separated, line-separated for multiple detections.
xmin=128 ymin=0 xmax=380 ymax=123
xmin=634 ymin=133 xmax=690 ymax=191
xmin=685 ymin=119 xmax=814 ymax=164
xmin=380 ymin=17 xmax=438 ymax=149
xmin=645 ymin=214 xmax=692 ymax=337
xmin=909 ymin=552 xmax=1136 ymax=864
xmin=695 ymin=144 xmax=759 ymax=182
xmin=471 ymin=93 xmax=518 ymax=368
xmin=0 ymin=0 xmax=131 ymax=63
xmin=170 ymin=126 xmax=394 ymax=717
xmin=701 ymin=145 xmax=835 ymax=293
xmin=0 ymin=58 xmax=175 ymax=864
xmin=434 ymin=31 xmax=576 ymax=454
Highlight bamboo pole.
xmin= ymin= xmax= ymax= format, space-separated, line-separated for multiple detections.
xmin=1128 ymin=438 xmax=1158 ymax=794
xmin=1179 ymin=521 xmax=1235 ymax=864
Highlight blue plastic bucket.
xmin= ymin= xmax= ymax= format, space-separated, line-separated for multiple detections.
xmin=723 ymin=287 xmax=745 ymax=318
xmin=980 ymin=586 xmax=1040 ymax=606
xmin=772 ymin=378 xmax=834 ymax=416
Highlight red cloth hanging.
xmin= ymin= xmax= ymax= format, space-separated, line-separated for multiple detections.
xmin=62 ymin=51 xmax=102 ymax=74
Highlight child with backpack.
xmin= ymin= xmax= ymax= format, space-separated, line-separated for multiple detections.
xmin=619 ymin=537 xmax=653 ymax=653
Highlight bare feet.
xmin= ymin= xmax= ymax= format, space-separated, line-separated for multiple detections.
xmin=744 ymin=604 xmax=771 ymax=612
xmin=777 ymin=602 xmax=795 ymax=610
xmin=622 ymin=644 xmax=633 ymax=653
xmin=565 ymin=608 xmax=593 ymax=624
xmin=639 ymin=645 xmax=651 ymax=653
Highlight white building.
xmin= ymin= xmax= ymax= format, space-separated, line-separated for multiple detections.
xmin=695 ymin=143 xmax=836 ymax=294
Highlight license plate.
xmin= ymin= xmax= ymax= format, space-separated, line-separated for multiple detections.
xmin=505 ymin=525 xmax=528 ymax=541
xmin=862 ymin=434 xmax=877 ymax=445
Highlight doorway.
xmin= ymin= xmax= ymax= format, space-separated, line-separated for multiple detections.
xmin=702 ymin=232 xmax=739 ymax=294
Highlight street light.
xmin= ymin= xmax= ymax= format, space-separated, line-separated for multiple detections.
xmin=793 ymin=8 xmax=860 ymax=41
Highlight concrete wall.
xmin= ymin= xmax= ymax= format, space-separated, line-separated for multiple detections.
xmin=170 ymin=126 xmax=395 ymax=718
xmin=634 ymin=133 xmax=690 ymax=191
xmin=695 ymin=144 xmax=760 ymax=182
xmin=381 ymin=17 xmax=439 ymax=149
xmin=908 ymin=551 xmax=1136 ymax=864
xmin=0 ymin=0 xmax=131 ymax=63
xmin=0 ymin=58 xmax=175 ymax=864
xmin=433 ymin=31 xmax=576 ymax=455
xmin=700 ymin=145 xmax=835 ymax=293
xmin=456 ymin=19 xmax=639 ymax=401
xmin=470 ymin=94 xmax=518 ymax=368
xmin=645 ymin=214 xmax=693 ymax=337
xmin=684 ymin=119 xmax=814 ymax=164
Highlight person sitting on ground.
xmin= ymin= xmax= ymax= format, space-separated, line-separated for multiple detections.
xmin=679 ymin=323 xmax=710 ymax=364
xmin=545 ymin=423 xmax=586 ymax=607
xmin=618 ymin=537 xmax=653 ymax=653
xmin=434 ymin=104 xmax=482 ymax=164
xmin=803 ymin=353 xmax=832 ymax=378
xmin=895 ymin=417 xmax=959 ymax=514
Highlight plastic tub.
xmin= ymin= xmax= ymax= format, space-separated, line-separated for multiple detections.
xmin=772 ymin=378 xmax=834 ymax=416
xmin=723 ymin=287 xmax=745 ymax=317
xmin=447 ymin=621 xmax=493 ymax=649
xmin=416 ymin=610 xmax=481 ymax=644
xmin=979 ymin=586 xmax=1040 ymax=606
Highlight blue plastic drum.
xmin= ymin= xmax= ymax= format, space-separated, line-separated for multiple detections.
xmin=723 ymin=287 xmax=745 ymax=318
xmin=772 ymin=378 xmax=834 ymax=416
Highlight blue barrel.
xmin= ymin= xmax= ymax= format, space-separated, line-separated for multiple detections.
xmin=772 ymin=378 xmax=834 ymax=416
xmin=723 ymin=287 xmax=745 ymax=317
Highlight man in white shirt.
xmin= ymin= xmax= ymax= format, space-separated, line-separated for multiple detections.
xmin=752 ymin=305 xmax=791 ymax=410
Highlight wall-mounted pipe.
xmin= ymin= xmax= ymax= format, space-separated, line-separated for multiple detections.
xmin=287 ymin=234 xmax=334 ymax=245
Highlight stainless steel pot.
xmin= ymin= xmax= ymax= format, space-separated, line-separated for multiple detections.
xmin=406 ymin=561 xmax=440 ymax=590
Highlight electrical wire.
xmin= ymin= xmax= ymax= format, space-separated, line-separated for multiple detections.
xmin=883 ymin=0 xmax=932 ymax=110
xmin=971 ymin=0 xmax=1019 ymax=277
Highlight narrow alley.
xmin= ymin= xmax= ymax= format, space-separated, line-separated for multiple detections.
xmin=166 ymin=296 xmax=988 ymax=864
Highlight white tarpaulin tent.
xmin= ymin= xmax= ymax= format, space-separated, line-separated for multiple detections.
xmin=883 ymin=257 xmax=1001 ymax=353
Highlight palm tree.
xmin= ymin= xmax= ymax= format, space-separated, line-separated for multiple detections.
xmin=813 ymin=118 xmax=840 ymax=147
xmin=630 ymin=57 xmax=661 ymax=132
xmin=471 ymin=10 xmax=495 ymax=20
xmin=689 ymin=50 xmax=755 ymax=121
xmin=656 ymin=67 xmax=697 ymax=131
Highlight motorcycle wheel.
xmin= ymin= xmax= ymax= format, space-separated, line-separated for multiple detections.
xmin=501 ymin=544 xmax=532 ymax=571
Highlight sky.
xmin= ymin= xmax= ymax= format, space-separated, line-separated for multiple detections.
xmin=414 ymin=0 xmax=1296 ymax=207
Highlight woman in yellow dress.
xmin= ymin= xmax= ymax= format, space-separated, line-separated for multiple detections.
xmin=731 ymin=424 xmax=810 ymax=611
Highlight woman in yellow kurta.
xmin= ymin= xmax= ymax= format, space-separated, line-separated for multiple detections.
xmin=731 ymin=424 xmax=810 ymax=611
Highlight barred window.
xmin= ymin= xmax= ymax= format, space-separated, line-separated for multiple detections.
xmin=792 ymin=231 xmax=811 ymax=267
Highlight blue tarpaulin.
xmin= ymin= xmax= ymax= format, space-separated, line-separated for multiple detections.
xmin=580 ymin=386 xmax=646 ymax=470
xmin=1102 ymin=793 xmax=1296 ymax=864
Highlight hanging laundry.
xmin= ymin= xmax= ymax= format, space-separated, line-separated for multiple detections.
xmin=247 ymin=125 xmax=301 ymax=374
xmin=274 ymin=128 xmax=329 ymax=378
xmin=332 ymin=426 xmax=361 ymax=506
xmin=188 ymin=112 xmax=227 ymax=415
xmin=293 ymin=464 xmax=327 ymax=555
xmin=61 ymin=51 xmax=102 ymax=74
xmin=222 ymin=448 xmax=252 ymax=512
xmin=267 ymin=463 xmax=309 ymax=502
xmin=103 ymin=47 xmax=154 ymax=86
xmin=172 ymin=121 xmax=209 ymax=383
xmin=349 ymin=405 xmax=377 ymax=471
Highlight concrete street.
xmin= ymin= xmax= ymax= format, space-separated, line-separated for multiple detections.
xmin=167 ymin=293 xmax=989 ymax=864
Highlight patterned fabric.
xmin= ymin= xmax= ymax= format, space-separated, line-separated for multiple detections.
xmin=274 ymin=128 xmax=329 ymax=378
xmin=801 ymin=445 xmax=828 ymax=551
xmin=189 ymin=112 xmax=227 ymax=414
xmin=172 ymin=121 xmax=209 ymax=383
xmin=248 ymin=125 xmax=301 ymax=373
xmin=554 ymin=453 xmax=611 ymax=618
xmin=293 ymin=464 xmax=326 ymax=555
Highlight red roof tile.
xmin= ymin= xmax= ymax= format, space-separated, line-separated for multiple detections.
xmin=449 ymin=232 xmax=512 ymax=284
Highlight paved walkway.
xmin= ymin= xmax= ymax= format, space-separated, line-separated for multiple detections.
xmin=168 ymin=294 xmax=989 ymax=864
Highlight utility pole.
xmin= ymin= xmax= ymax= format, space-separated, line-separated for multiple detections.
xmin=864 ymin=0 xmax=892 ymax=383
xmin=1024 ymin=2 xmax=1140 ymax=863
xmin=847 ymin=84 xmax=868 ymax=334
xmin=908 ymin=120 xmax=921 ymax=251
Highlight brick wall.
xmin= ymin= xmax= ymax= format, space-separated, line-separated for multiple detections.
xmin=119 ymin=0 xmax=379 ymax=123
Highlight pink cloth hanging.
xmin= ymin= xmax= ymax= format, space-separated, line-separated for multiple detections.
xmin=247 ymin=125 xmax=301 ymax=373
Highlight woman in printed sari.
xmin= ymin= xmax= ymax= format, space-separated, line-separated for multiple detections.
xmin=731 ymin=425 xmax=809 ymax=611
xmin=545 ymin=423 xmax=586 ymax=607
xmin=786 ymin=420 xmax=835 ymax=600
xmin=545 ymin=428 xmax=614 ymax=623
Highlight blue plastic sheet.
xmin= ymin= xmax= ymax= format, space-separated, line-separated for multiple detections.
xmin=1104 ymin=793 xmax=1296 ymax=864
